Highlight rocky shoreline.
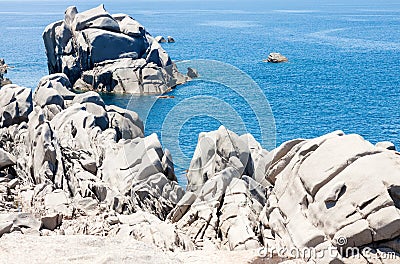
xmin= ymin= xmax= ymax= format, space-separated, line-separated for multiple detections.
xmin=1 ymin=76 xmax=399 ymax=263
xmin=1 ymin=4 xmax=400 ymax=264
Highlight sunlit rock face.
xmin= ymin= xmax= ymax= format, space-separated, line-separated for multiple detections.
xmin=43 ymin=5 xmax=189 ymax=95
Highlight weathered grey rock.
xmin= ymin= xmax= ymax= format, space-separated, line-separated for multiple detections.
xmin=218 ymin=177 xmax=262 ymax=250
xmin=146 ymin=40 xmax=172 ymax=68
xmin=73 ymin=56 xmax=185 ymax=94
xmin=167 ymin=36 xmax=175 ymax=43
xmin=106 ymin=104 xmax=144 ymax=140
xmin=186 ymin=126 xmax=253 ymax=193
xmin=265 ymin=52 xmax=288 ymax=63
xmin=0 ymin=148 xmax=16 ymax=169
xmin=4 ymin=62 xmax=400 ymax=262
xmin=101 ymin=133 xmax=183 ymax=219
xmin=117 ymin=15 xmax=145 ymax=37
xmin=167 ymin=191 xmax=197 ymax=223
xmin=162 ymin=148 xmax=176 ymax=181
xmin=36 ymin=74 xmax=75 ymax=101
xmin=0 ymin=85 xmax=33 ymax=127
xmin=240 ymin=133 xmax=271 ymax=188
xmin=70 ymin=91 xmax=108 ymax=129
xmin=261 ymin=131 xmax=400 ymax=260
xmin=28 ymin=120 xmax=59 ymax=185
xmin=175 ymin=167 xmax=262 ymax=250
xmin=13 ymin=213 xmax=41 ymax=232
xmin=81 ymin=28 xmax=147 ymax=63
xmin=34 ymin=75 xmax=69 ymax=109
xmin=155 ymin=36 xmax=167 ymax=43
xmin=376 ymin=141 xmax=396 ymax=151
xmin=79 ymin=155 xmax=97 ymax=175
xmin=187 ymin=67 xmax=199 ymax=79
xmin=41 ymin=213 xmax=62 ymax=230
xmin=64 ymin=6 xmax=78 ymax=28
xmin=43 ymin=190 xmax=71 ymax=216
xmin=0 ymin=77 xmax=188 ymax=252
xmin=117 ymin=211 xmax=195 ymax=251
xmin=43 ymin=5 xmax=188 ymax=94
xmin=50 ymin=103 xmax=97 ymax=150
xmin=0 ymin=221 xmax=13 ymax=237
xmin=170 ymin=127 xmax=268 ymax=250
xmin=34 ymin=84 xmax=64 ymax=108
xmin=7 ymin=179 xmax=19 ymax=189
xmin=74 ymin=197 xmax=99 ymax=216
xmin=0 ymin=58 xmax=12 ymax=87
xmin=106 ymin=215 xmax=120 ymax=225
xmin=71 ymin=4 xmax=120 ymax=32
xmin=84 ymin=102 xmax=109 ymax=130
xmin=43 ymin=20 xmax=65 ymax=74
xmin=72 ymin=91 xmax=105 ymax=107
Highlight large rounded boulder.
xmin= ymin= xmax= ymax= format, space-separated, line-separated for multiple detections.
xmin=42 ymin=5 xmax=188 ymax=95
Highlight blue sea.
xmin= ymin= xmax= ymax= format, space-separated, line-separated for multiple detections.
xmin=1 ymin=0 xmax=400 ymax=186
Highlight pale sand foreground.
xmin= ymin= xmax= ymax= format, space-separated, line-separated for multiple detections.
xmin=0 ymin=234 xmax=294 ymax=264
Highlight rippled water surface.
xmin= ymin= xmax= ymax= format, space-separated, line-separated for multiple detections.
xmin=1 ymin=0 xmax=400 ymax=185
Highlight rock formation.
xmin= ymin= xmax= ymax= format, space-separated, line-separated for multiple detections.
xmin=1 ymin=76 xmax=399 ymax=262
xmin=261 ymin=131 xmax=400 ymax=262
xmin=2 ymin=4 xmax=398 ymax=263
xmin=0 ymin=59 xmax=12 ymax=87
xmin=265 ymin=52 xmax=288 ymax=63
xmin=42 ymin=5 xmax=191 ymax=94
xmin=167 ymin=36 xmax=176 ymax=43
xmin=376 ymin=141 xmax=396 ymax=151
xmin=155 ymin=36 xmax=167 ymax=43
xmin=0 ymin=76 xmax=191 ymax=251
xmin=169 ymin=127 xmax=400 ymax=262
xmin=187 ymin=67 xmax=199 ymax=79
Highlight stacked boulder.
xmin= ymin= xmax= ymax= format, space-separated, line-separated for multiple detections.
xmin=169 ymin=126 xmax=269 ymax=251
xmin=1 ymin=3 xmax=397 ymax=262
xmin=0 ymin=75 xmax=191 ymax=250
xmin=43 ymin=5 xmax=189 ymax=94
xmin=168 ymin=126 xmax=400 ymax=262
xmin=261 ymin=131 xmax=400 ymax=263
xmin=0 ymin=78 xmax=399 ymax=261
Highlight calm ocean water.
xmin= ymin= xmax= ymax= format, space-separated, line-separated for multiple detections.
xmin=1 ymin=0 xmax=400 ymax=185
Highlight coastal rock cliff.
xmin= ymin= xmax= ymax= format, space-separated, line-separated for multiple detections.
xmin=0 ymin=75 xmax=399 ymax=262
xmin=169 ymin=127 xmax=400 ymax=262
xmin=261 ymin=131 xmax=400 ymax=262
xmin=0 ymin=76 xmax=192 ymax=250
xmin=42 ymin=5 xmax=189 ymax=94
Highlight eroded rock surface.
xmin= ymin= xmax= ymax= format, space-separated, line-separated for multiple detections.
xmin=265 ymin=52 xmax=288 ymax=63
xmin=0 ymin=74 xmax=186 ymax=252
xmin=43 ymin=5 xmax=190 ymax=94
xmin=261 ymin=131 xmax=400 ymax=263
xmin=1 ymin=75 xmax=399 ymax=263
xmin=170 ymin=126 xmax=267 ymax=251
xmin=168 ymin=127 xmax=400 ymax=262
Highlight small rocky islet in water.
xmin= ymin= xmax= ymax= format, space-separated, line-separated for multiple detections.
xmin=0 ymin=58 xmax=12 ymax=87
xmin=0 ymin=4 xmax=400 ymax=263
xmin=43 ymin=4 xmax=196 ymax=95
xmin=263 ymin=52 xmax=288 ymax=63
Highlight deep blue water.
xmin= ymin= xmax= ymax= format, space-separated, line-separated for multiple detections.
xmin=1 ymin=0 xmax=400 ymax=186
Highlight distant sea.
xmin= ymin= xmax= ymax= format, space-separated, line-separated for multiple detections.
xmin=1 ymin=0 xmax=400 ymax=186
